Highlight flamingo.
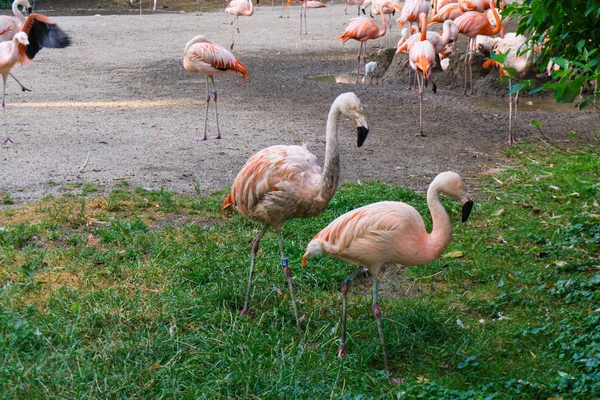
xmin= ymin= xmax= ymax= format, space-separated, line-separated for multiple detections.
xmin=0 ymin=0 xmax=32 ymax=92
xmin=483 ymin=33 xmax=534 ymax=145
xmin=427 ymin=2 xmax=476 ymax=24
xmin=362 ymin=0 xmax=401 ymax=47
xmin=407 ymin=13 xmax=435 ymax=136
xmin=302 ymin=171 xmax=474 ymax=384
xmin=338 ymin=10 xmax=389 ymax=83
xmin=344 ymin=0 xmax=365 ymax=16
xmin=363 ymin=61 xmax=376 ymax=84
xmin=396 ymin=0 xmax=430 ymax=30
xmin=222 ymin=92 xmax=369 ymax=337
xmin=1 ymin=12 xmax=71 ymax=146
xmin=183 ymin=35 xmax=249 ymax=141
xmin=397 ymin=19 xmax=458 ymax=57
xmin=285 ymin=0 xmax=326 ymax=36
xmin=225 ymin=0 xmax=254 ymax=50
xmin=454 ymin=0 xmax=501 ymax=95
xmin=129 ymin=0 xmax=157 ymax=15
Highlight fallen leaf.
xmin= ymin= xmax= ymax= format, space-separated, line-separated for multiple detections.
xmin=443 ymin=250 xmax=464 ymax=259
xmin=493 ymin=208 xmax=505 ymax=216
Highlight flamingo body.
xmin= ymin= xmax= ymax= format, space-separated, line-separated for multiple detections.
xmin=183 ymin=35 xmax=248 ymax=82
xmin=223 ymin=92 xmax=369 ymax=333
xmin=427 ymin=2 xmax=476 ymax=24
xmin=303 ymin=171 xmax=473 ymax=383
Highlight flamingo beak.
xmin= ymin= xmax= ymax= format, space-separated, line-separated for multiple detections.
xmin=355 ymin=115 xmax=369 ymax=147
xmin=27 ymin=6 xmax=32 ymax=14
xmin=461 ymin=197 xmax=474 ymax=222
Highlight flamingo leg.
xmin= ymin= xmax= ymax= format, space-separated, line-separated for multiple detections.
xmin=417 ymin=72 xmax=425 ymax=136
xmin=299 ymin=4 xmax=303 ymax=34
xmin=304 ymin=5 xmax=308 ymax=35
xmin=241 ymin=225 xmax=270 ymax=317
xmin=508 ymin=78 xmax=513 ymax=144
xmin=338 ymin=266 xmax=364 ymax=357
xmin=199 ymin=76 xmax=210 ymax=141
xmin=469 ymin=47 xmax=473 ymax=96
xmin=1 ymin=77 xmax=11 ymax=146
xmin=9 ymin=73 xmax=31 ymax=92
xmin=139 ymin=0 xmax=142 ymax=15
xmin=463 ymin=40 xmax=469 ymax=95
xmin=210 ymin=76 xmax=221 ymax=140
xmin=356 ymin=42 xmax=363 ymax=84
xmin=230 ymin=17 xmax=236 ymax=50
xmin=277 ymin=229 xmax=302 ymax=338
xmin=372 ymin=277 xmax=402 ymax=385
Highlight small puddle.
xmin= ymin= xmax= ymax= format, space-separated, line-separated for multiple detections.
xmin=471 ymin=97 xmax=581 ymax=113
xmin=309 ymin=75 xmax=375 ymax=84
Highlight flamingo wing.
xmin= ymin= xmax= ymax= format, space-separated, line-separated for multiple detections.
xmin=18 ymin=14 xmax=71 ymax=62
xmin=338 ymin=17 xmax=378 ymax=42
xmin=222 ymin=145 xmax=321 ymax=217
xmin=0 ymin=17 xmax=19 ymax=42
xmin=186 ymin=41 xmax=249 ymax=82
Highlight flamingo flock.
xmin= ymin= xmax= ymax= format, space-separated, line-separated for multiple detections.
xmin=7 ymin=0 xmax=569 ymax=384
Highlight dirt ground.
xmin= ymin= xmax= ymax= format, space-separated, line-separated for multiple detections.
xmin=1 ymin=2 xmax=598 ymax=206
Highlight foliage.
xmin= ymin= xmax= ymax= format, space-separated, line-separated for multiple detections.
xmin=1 ymin=142 xmax=600 ymax=398
xmin=505 ymin=0 xmax=600 ymax=108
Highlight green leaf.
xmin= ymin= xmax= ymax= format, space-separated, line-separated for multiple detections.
xmin=551 ymin=57 xmax=569 ymax=70
xmin=531 ymin=119 xmax=542 ymax=129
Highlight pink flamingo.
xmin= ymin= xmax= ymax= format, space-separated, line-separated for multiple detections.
xmin=454 ymin=0 xmax=501 ymax=95
xmin=483 ymin=33 xmax=535 ymax=145
xmin=0 ymin=0 xmax=31 ymax=42
xmin=396 ymin=0 xmax=430 ymax=30
xmin=338 ymin=10 xmax=389 ymax=83
xmin=344 ymin=0 xmax=365 ymax=16
xmin=285 ymin=0 xmax=326 ymax=36
xmin=427 ymin=2 xmax=476 ymax=24
xmin=302 ymin=171 xmax=473 ymax=384
xmin=225 ymin=0 xmax=254 ymax=50
xmin=1 ymin=13 xmax=71 ymax=146
xmin=183 ymin=35 xmax=249 ymax=141
xmin=222 ymin=92 xmax=369 ymax=337
xmin=408 ymin=12 xmax=436 ymax=136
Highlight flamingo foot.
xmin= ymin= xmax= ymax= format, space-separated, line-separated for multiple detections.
xmin=416 ymin=133 xmax=426 ymax=137
xmin=388 ymin=376 xmax=405 ymax=385
xmin=338 ymin=347 xmax=347 ymax=358
xmin=505 ymin=137 xmax=519 ymax=145
xmin=2 ymin=137 xmax=14 ymax=146
xmin=230 ymin=42 xmax=235 ymax=50
xmin=215 ymin=134 xmax=221 ymax=140
xmin=195 ymin=136 xmax=208 ymax=142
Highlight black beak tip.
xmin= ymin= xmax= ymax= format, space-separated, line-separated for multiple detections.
xmin=27 ymin=7 xmax=32 ymax=14
xmin=462 ymin=200 xmax=474 ymax=223
xmin=361 ymin=8 xmax=365 ymax=14
xmin=357 ymin=126 xmax=369 ymax=147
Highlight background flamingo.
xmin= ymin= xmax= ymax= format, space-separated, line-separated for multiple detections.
xmin=396 ymin=0 xmax=430 ymax=30
xmin=338 ymin=11 xmax=388 ymax=83
xmin=407 ymin=12 xmax=436 ymax=136
xmin=1 ymin=11 xmax=71 ymax=146
xmin=454 ymin=0 xmax=501 ymax=95
xmin=285 ymin=0 xmax=326 ymax=36
xmin=222 ymin=92 xmax=369 ymax=337
xmin=183 ymin=35 xmax=249 ymax=141
xmin=483 ymin=33 xmax=535 ymax=145
xmin=225 ymin=0 xmax=254 ymax=50
xmin=427 ymin=2 xmax=476 ymax=24
xmin=303 ymin=171 xmax=474 ymax=384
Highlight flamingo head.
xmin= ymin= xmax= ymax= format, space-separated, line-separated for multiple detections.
xmin=14 ymin=32 xmax=29 ymax=46
xmin=433 ymin=171 xmax=474 ymax=222
xmin=334 ymin=92 xmax=369 ymax=147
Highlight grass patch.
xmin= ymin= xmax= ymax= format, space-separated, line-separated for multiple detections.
xmin=0 ymin=141 xmax=599 ymax=398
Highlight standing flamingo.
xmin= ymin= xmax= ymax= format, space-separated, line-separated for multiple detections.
xmin=427 ymin=2 xmax=476 ymax=24
xmin=396 ymin=0 xmax=430 ymax=30
xmin=130 ymin=0 xmax=157 ymax=15
xmin=302 ymin=171 xmax=473 ymax=384
xmin=0 ymin=0 xmax=32 ymax=92
xmin=1 ymin=12 xmax=71 ymax=146
xmin=338 ymin=10 xmax=389 ymax=83
xmin=222 ymin=92 xmax=369 ymax=337
xmin=454 ymin=0 xmax=501 ymax=95
xmin=407 ymin=13 xmax=435 ymax=136
xmin=483 ymin=33 xmax=534 ymax=145
xmin=225 ymin=0 xmax=254 ymax=50
xmin=285 ymin=0 xmax=326 ymax=36
xmin=183 ymin=35 xmax=249 ymax=141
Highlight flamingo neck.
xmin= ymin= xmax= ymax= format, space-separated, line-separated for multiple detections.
xmin=419 ymin=13 xmax=427 ymax=41
xmin=425 ymin=181 xmax=453 ymax=261
xmin=488 ymin=2 xmax=501 ymax=35
xmin=441 ymin=21 xmax=451 ymax=44
xmin=320 ymin=105 xmax=342 ymax=202
xmin=13 ymin=2 xmax=26 ymax=23
xmin=379 ymin=12 xmax=387 ymax=37
xmin=247 ymin=0 xmax=254 ymax=14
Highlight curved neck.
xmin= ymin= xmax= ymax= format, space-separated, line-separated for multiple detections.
xmin=441 ymin=22 xmax=451 ymax=44
xmin=13 ymin=2 xmax=26 ymax=23
xmin=379 ymin=12 xmax=387 ymax=37
xmin=320 ymin=105 xmax=341 ymax=201
xmin=425 ymin=183 xmax=452 ymax=260
xmin=248 ymin=0 xmax=253 ymax=13
xmin=488 ymin=2 xmax=501 ymax=35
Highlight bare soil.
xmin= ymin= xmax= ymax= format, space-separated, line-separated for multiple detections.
xmin=1 ymin=2 xmax=598 ymax=207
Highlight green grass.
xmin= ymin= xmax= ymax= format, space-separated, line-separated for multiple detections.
xmin=1 ymin=141 xmax=599 ymax=398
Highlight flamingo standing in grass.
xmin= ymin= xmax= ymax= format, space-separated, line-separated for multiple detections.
xmin=225 ymin=0 xmax=254 ymax=50
xmin=183 ymin=35 xmax=249 ymax=141
xmin=222 ymin=92 xmax=369 ymax=338
xmin=454 ymin=0 xmax=501 ymax=95
xmin=1 ymin=11 xmax=71 ymax=146
xmin=338 ymin=10 xmax=390 ymax=83
xmin=303 ymin=171 xmax=474 ymax=385
xmin=407 ymin=13 xmax=435 ymax=136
